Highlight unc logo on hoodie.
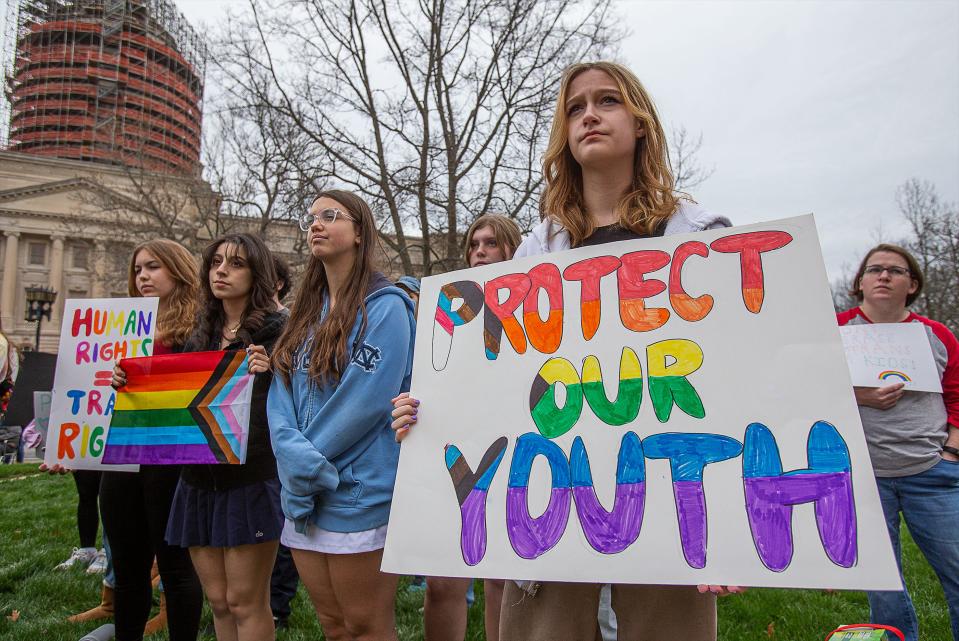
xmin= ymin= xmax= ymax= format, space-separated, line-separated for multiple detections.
xmin=351 ymin=341 xmax=381 ymax=373
xmin=293 ymin=336 xmax=315 ymax=371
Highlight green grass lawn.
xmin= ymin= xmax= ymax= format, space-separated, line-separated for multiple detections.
xmin=0 ymin=464 xmax=951 ymax=640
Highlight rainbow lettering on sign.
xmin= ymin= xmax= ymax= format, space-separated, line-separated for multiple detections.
xmin=425 ymin=227 xmax=862 ymax=575
xmin=446 ymin=423 xmax=858 ymax=570
xmin=49 ymin=300 xmax=157 ymax=468
xmin=878 ymin=370 xmax=911 ymax=383
xmin=444 ymin=437 xmax=508 ymax=566
xmin=431 ymin=230 xmax=795 ymax=367
xmin=528 ymin=341 xmax=706 ymax=439
xmin=71 ymin=307 xmax=154 ymax=364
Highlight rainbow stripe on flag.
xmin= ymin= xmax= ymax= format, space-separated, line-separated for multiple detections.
xmin=103 ymin=350 xmax=253 ymax=465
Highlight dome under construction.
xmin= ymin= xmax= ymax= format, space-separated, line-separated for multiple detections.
xmin=3 ymin=0 xmax=207 ymax=175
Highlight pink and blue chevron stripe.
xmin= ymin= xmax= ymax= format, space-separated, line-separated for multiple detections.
xmin=103 ymin=350 xmax=253 ymax=465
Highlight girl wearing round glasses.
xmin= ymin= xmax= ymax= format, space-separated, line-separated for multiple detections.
xmin=838 ymin=244 xmax=959 ymax=641
xmin=269 ymin=190 xmax=416 ymax=640
xmin=299 ymin=206 xmax=350 ymax=230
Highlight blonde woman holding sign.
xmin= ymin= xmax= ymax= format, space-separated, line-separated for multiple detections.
xmin=101 ymin=239 xmax=203 ymax=641
xmin=393 ymin=61 xmax=740 ymax=641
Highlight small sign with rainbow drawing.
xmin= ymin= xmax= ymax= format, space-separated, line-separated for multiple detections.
xmin=839 ymin=323 xmax=942 ymax=393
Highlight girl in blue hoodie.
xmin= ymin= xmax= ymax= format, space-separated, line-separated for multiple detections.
xmin=268 ymin=189 xmax=415 ymax=641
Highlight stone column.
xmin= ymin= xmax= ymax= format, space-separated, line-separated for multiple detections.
xmin=1 ymin=231 xmax=20 ymax=332
xmin=91 ymin=240 xmax=107 ymax=298
xmin=48 ymin=234 xmax=65 ymax=325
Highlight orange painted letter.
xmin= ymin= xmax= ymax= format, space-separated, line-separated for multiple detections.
xmin=710 ymin=231 xmax=793 ymax=313
xmin=58 ymin=422 xmax=80 ymax=459
xmin=523 ymin=264 xmax=564 ymax=354
xmin=563 ymin=256 xmax=621 ymax=340
xmin=484 ymin=273 xmax=531 ymax=360
xmin=617 ymin=251 xmax=671 ymax=332
xmin=669 ymin=241 xmax=713 ymax=322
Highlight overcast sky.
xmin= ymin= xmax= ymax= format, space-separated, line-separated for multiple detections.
xmin=172 ymin=0 xmax=959 ymax=282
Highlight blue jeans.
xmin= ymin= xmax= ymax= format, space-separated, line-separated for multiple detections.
xmin=868 ymin=458 xmax=959 ymax=641
xmin=103 ymin=533 xmax=115 ymax=589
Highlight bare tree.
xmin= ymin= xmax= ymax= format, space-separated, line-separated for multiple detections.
xmin=213 ymin=0 xmax=622 ymax=275
xmin=204 ymin=101 xmax=320 ymax=247
xmin=830 ymin=262 xmax=858 ymax=313
xmin=72 ymin=162 xmax=222 ymax=253
xmin=897 ymin=179 xmax=959 ymax=330
xmin=670 ymin=125 xmax=714 ymax=192
xmin=68 ymin=110 xmax=317 ymax=279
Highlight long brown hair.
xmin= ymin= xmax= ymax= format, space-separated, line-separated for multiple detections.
xmin=193 ymin=234 xmax=278 ymax=347
xmin=849 ymin=243 xmax=924 ymax=307
xmin=273 ymin=190 xmax=377 ymax=384
xmin=542 ymin=61 xmax=680 ymax=245
xmin=127 ymin=239 xmax=200 ymax=348
xmin=463 ymin=214 xmax=522 ymax=264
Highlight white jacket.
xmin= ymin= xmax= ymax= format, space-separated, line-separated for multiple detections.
xmin=515 ymin=200 xmax=732 ymax=258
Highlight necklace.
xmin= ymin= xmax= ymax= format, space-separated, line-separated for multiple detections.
xmin=225 ymin=320 xmax=242 ymax=335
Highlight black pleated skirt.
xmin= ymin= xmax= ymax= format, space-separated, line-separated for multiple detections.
xmin=165 ymin=477 xmax=284 ymax=548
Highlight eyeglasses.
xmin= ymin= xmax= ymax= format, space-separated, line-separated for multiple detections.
xmin=298 ymin=208 xmax=353 ymax=231
xmin=864 ymin=265 xmax=911 ymax=277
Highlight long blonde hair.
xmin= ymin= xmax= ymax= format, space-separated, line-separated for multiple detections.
xmin=542 ymin=61 xmax=679 ymax=245
xmin=127 ymin=239 xmax=200 ymax=348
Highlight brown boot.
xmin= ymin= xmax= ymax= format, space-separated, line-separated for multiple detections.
xmin=67 ymin=585 xmax=114 ymax=623
xmin=143 ymin=593 xmax=167 ymax=636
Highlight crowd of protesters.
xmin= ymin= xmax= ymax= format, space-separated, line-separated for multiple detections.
xmin=0 ymin=60 xmax=954 ymax=641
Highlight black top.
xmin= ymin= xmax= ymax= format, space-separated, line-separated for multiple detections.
xmin=180 ymin=310 xmax=287 ymax=490
xmin=576 ymin=222 xmax=664 ymax=247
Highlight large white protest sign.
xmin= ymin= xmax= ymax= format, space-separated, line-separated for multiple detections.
xmin=839 ymin=323 xmax=942 ymax=393
xmin=383 ymin=215 xmax=900 ymax=590
xmin=44 ymin=298 xmax=158 ymax=471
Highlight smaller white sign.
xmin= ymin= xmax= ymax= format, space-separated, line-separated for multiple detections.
xmin=839 ymin=323 xmax=942 ymax=393
xmin=33 ymin=391 xmax=52 ymax=441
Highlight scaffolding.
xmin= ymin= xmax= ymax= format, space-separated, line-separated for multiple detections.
xmin=2 ymin=0 xmax=209 ymax=175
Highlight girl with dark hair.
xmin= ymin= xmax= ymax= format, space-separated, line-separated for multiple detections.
xmin=163 ymin=233 xmax=287 ymax=641
xmin=268 ymin=190 xmax=415 ymax=640
xmin=101 ymin=239 xmax=204 ymax=641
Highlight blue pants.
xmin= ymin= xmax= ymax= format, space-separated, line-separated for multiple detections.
xmin=270 ymin=543 xmax=299 ymax=620
xmin=103 ymin=533 xmax=115 ymax=589
xmin=868 ymin=458 xmax=959 ymax=641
